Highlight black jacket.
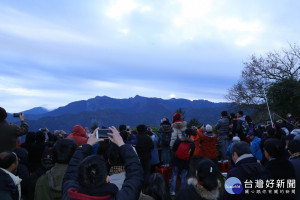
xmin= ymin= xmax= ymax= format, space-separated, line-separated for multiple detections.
xmin=0 ymin=120 xmax=28 ymax=152
xmin=135 ymin=133 xmax=154 ymax=161
xmin=62 ymin=144 xmax=144 ymax=200
xmin=224 ymin=155 xmax=271 ymax=200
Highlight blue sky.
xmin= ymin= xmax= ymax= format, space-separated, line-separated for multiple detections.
xmin=1 ymin=0 xmax=299 ymax=112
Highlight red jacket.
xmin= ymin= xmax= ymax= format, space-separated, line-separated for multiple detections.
xmin=198 ymin=131 xmax=217 ymax=159
xmin=191 ymin=128 xmax=204 ymax=156
xmin=67 ymin=125 xmax=87 ymax=146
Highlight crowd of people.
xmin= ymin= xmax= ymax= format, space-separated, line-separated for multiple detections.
xmin=0 ymin=106 xmax=300 ymax=200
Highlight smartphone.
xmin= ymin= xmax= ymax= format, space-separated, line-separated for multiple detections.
xmin=96 ymin=129 xmax=113 ymax=139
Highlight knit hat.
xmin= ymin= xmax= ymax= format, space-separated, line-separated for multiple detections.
xmin=205 ymin=124 xmax=213 ymax=133
xmin=173 ymin=112 xmax=183 ymax=123
xmin=232 ymin=136 xmax=240 ymax=142
xmin=0 ymin=107 xmax=7 ymax=121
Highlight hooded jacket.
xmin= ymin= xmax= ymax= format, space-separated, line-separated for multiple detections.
xmin=67 ymin=125 xmax=87 ymax=146
xmin=175 ymin=178 xmax=221 ymax=200
xmin=199 ymin=131 xmax=217 ymax=160
xmin=215 ymin=117 xmax=230 ymax=136
xmin=62 ymin=144 xmax=144 ymax=200
xmin=35 ymin=163 xmax=68 ymax=200
xmin=170 ymin=121 xmax=187 ymax=148
xmin=0 ymin=168 xmax=22 ymax=200
xmin=250 ymin=136 xmax=262 ymax=161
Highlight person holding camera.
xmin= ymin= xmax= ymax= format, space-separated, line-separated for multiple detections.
xmin=0 ymin=107 xmax=29 ymax=152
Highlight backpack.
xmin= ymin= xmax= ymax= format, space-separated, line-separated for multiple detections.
xmin=241 ymin=120 xmax=249 ymax=134
xmin=175 ymin=142 xmax=191 ymax=160
xmin=161 ymin=131 xmax=171 ymax=146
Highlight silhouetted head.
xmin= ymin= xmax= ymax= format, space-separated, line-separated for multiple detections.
xmin=196 ymin=158 xmax=221 ymax=191
xmin=0 ymin=107 xmax=7 ymax=121
xmin=53 ymin=139 xmax=77 ymax=164
xmin=0 ymin=151 xmax=18 ymax=172
xmin=144 ymin=173 xmax=171 ymax=200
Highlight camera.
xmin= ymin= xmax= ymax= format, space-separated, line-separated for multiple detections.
xmin=96 ymin=129 xmax=113 ymax=139
xmin=13 ymin=113 xmax=21 ymax=118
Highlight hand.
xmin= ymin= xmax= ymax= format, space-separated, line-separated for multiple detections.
xmin=107 ymin=126 xmax=125 ymax=147
xmin=19 ymin=112 xmax=25 ymax=121
xmin=87 ymin=128 xmax=101 ymax=146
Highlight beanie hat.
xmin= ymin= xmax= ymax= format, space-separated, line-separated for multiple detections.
xmin=0 ymin=107 xmax=7 ymax=121
xmin=232 ymin=136 xmax=240 ymax=142
xmin=173 ymin=112 xmax=183 ymax=123
xmin=205 ymin=124 xmax=213 ymax=133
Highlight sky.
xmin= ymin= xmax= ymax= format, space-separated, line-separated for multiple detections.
xmin=1 ymin=0 xmax=299 ymax=112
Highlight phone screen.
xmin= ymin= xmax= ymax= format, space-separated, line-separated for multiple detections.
xmin=96 ymin=129 xmax=113 ymax=139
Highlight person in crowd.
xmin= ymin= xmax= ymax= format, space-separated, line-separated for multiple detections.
xmin=176 ymin=158 xmax=222 ymax=200
xmin=0 ymin=151 xmax=22 ymax=200
xmin=158 ymin=119 xmax=172 ymax=166
xmin=27 ymin=131 xmax=49 ymax=171
xmin=274 ymin=122 xmax=286 ymax=140
xmin=170 ymin=128 xmax=195 ymax=196
xmin=199 ymin=124 xmax=218 ymax=162
xmin=20 ymin=132 xmax=36 ymax=152
xmin=107 ymin=143 xmax=126 ymax=190
xmin=147 ymin=126 xmax=160 ymax=172
xmin=215 ymin=111 xmax=230 ymax=160
xmin=135 ymin=124 xmax=154 ymax=181
xmin=260 ymin=126 xmax=276 ymax=164
xmin=226 ymin=136 xmax=240 ymax=167
xmin=67 ymin=125 xmax=88 ymax=146
xmin=236 ymin=111 xmax=247 ymax=141
xmin=188 ymin=124 xmax=203 ymax=177
xmin=170 ymin=112 xmax=187 ymax=148
xmin=263 ymin=138 xmax=296 ymax=200
xmin=0 ymin=107 xmax=29 ymax=152
xmin=224 ymin=141 xmax=270 ymax=200
xmin=229 ymin=113 xmax=238 ymax=136
xmin=247 ymin=130 xmax=263 ymax=161
xmin=53 ymin=130 xmax=67 ymax=143
xmin=119 ymin=124 xmax=137 ymax=145
xmin=139 ymin=173 xmax=171 ymax=200
xmin=35 ymin=138 xmax=77 ymax=200
xmin=62 ymin=127 xmax=144 ymax=200
xmin=288 ymin=139 xmax=300 ymax=200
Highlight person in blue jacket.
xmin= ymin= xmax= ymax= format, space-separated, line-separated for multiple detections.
xmin=247 ymin=130 xmax=262 ymax=161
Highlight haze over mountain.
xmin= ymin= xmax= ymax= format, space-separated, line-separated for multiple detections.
xmin=7 ymin=95 xmax=234 ymax=132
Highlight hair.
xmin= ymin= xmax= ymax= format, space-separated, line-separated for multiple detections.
xmin=53 ymin=139 xmax=77 ymax=164
xmin=119 ymin=124 xmax=127 ymax=132
xmin=264 ymin=138 xmax=285 ymax=158
xmin=97 ymin=140 xmax=110 ymax=161
xmin=78 ymin=155 xmax=108 ymax=188
xmin=221 ymin=111 xmax=228 ymax=117
xmin=230 ymin=141 xmax=251 ymax=156
xmin=0 ymin=151 xmax=17 ymax=169
xmin=120 ymin=130 xmax=129 ymax=141
xmin=230 ymin=113 xmax=236 ymax=118
xmin=0 ymin=107 xmax=7 ymax=121
xmin=288 ymin=139 xmax=300 ymax=153
xmin=136 ymin=124 xmax=147 ymax=134
xmin=25 ymin=132 xmax=36 ymax=144
xmin=238 ymin=111 xmax=243 ymax=116
xmin=196 ymin=158 xmax=220 ymax=191
xmin=107 ymin=143 xmax=125 ymax=166
xmin=36 ymin=131 xmax=45 ymax=143
xmin=266 ymin=126 xmax=275 ymax=136
xmin=245 ymin=115 xmax=252 ymax=124
xmin=143 ymin=173 xmax=171 ymax=200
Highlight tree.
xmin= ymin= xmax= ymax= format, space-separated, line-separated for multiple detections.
xmin=267 ymin=78 xmax=300 ymax=117
xmin=188 ymin=117 xmax=201 ymax=128
xmin=226 ymin=43 xmax=300 ymax=106
xmin=226 ymin=43 xmax=300 ymax=119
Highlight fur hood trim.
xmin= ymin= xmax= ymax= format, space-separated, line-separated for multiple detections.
xmin=172 ymin=121 xmax=187 ymax=129
xmin=187 ymin=178 xmax=221 ymax=200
